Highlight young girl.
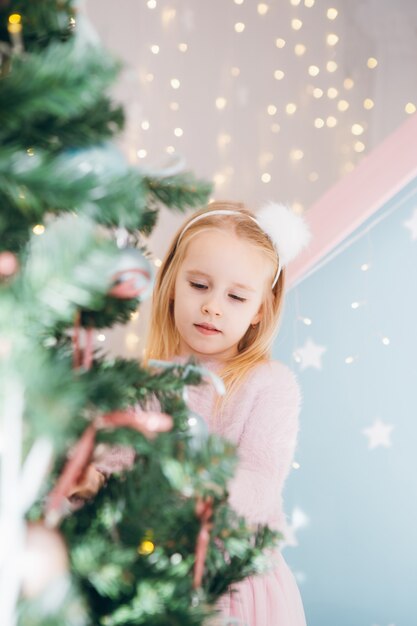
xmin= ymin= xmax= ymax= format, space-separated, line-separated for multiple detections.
xmin=144 ymin=200 xmax=311 ymax=626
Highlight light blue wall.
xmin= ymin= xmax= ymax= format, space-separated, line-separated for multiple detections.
xmin=275 ymin=178 xmax=417 ymax=626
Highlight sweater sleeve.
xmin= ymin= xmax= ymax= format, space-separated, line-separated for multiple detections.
xmin=226 ymin=361 xmax=302 ymax=528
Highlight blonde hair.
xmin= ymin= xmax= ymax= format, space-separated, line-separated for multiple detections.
xmin=143 ymin=201 xmax=286 ymax=415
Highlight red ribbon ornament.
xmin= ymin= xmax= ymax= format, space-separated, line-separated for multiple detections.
xmin=193 ymin=496 xmax=214 ymax=588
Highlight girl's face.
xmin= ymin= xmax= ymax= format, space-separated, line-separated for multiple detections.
xmin=173 ymin=229 xmax=271 ymax=361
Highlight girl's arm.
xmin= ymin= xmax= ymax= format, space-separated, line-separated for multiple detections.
xmin=226 ymin=362 xmax=302 ymax=528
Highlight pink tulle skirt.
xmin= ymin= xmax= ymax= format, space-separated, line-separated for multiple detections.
xmin=215 ymin=551 xmax=306 ymax=626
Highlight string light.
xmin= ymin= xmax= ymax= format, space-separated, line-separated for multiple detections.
xmin=150 ymin=44 xmax=159 ymax=54
xmin=363 ymin=98 xmax=374 ymax=110
xmin=292 ymin=461 xmax=301 ymax=469
xmin=382 ymin=337 xmax=390 ymax=346
xmin=304 ymin=0 xmax=315 ymax=6
xmin=294 ymin=44 xmax=306 ymax=56
xmin=405 ymin=102 xmax=416 ymax=114
xmin=8 ymin=13 xmax=22 ymax=24
xmin=326 ymin=33 xmax=339 ymax=46
xmin=344 ymin=77 xmax=354 ymax=89
xmin=234 ymin=22 xmax=245 ymax=33
xmin=345 ymin=356 xmax=356 ymax=364
xmin=257 ymin=3 xmax=269 ymax=15
xmin=275 ymin=38 xmax=286 ymax=48
xmin=274 ymin=69 xmax=285 ymax=80
xmin=162 ymin=8 xmax=176 ymax=25
xmin=141 ymin=120 xmax=150 ymax=130
xmin=217 ymin=133 xmax=231 ymax=148
xmin=145 ymin=73 xmax=154 ymax=82
xmin=326 ymin=116 xmax=337 ymax=127
xmin=174 ymin=127 xmax=183 ymax=137
xmin=170 ymin=78 xmax=180 ymax=89
xmin=26 ymin=148 xmax=35 ymax=156
xmin=290 ymin=148 xmax=304 ymax=161
xmin=170 ymin=101 xmax=179 ymax=111
xmin=234 ymin=0 xmax=244 ymax=4
xmin=271 ymin=123 xmax=280 ymax=133
xmin=178 ymin=43 xmax=188 ymax=52
xmin=354 ymin=141 xmax=365 ymax=153
xmin=351 ymin=123 xmax=364 ymax=136
xmin=166 ymin=146 xmax=175 ymax=154
xmin=97 ymin=334 xmax=106 ymax=342
xmin=351 ymin=302 xmax=360 ymax=309
xmin=261 ymin=173 xmax=271 ymax=183
xmin=344 ymin=161 xmax=355 ymax=173
xmin=314 ymin=117 xmax=325 ymax=128
xmin=292 ymin=202 xmax=304 ymax=213
xmin=286 ymin=102 xmax=297 ymax=115
xmin=290 ymin=0 xmax=301 ymax=5
xmin=327 ymin=7 xmax=338 ymax=19
xmin=308 ymin=171 xmax=319 ymax=181
xmin=231 ymin=66 xmax=240 ymax=76
xmin=138 ymin=540 xmax=155 ymax=555
xmin=313 ymin=87 xmax=323 ymax=98
xmin=301 ymin=316 xmax=312 ymax=325
xmin=126 ymin=333 xmax=140 ymax=350
xmin=214 ymin=173 xmax=226 ymax=186
xmin=291 ymin=19 xmax=303 ymax=30
xmin=308 ymin=65 xmax=320 ymax=76
xmin=147 ymin=0 xmax=157 ymax=8
xmin=32 ymin=225 xmax=45 ymax=235
xmin=337 ymin=99 xmax=349 ymax=111
xmin=327 ymin=87 xmax=338 ymax=99
xmin=137 ymin=149 xmax=147 ymax=158
xmin=130 ymin=310 xmax=140 ymax=320
xmin=326 ymin=60 xmax=338 ymax=72
xmin=215 ymin=97 xmax=227 ymax=110
xmin=361 ymin=263 xmax=370 ymax=271
xmin=267 ymin=104 xmax=277 ymax=115
xmin=154 ymin=258 xmax=162 ymax=267
xmin=367 ymin=57 xmax=378 ymax=69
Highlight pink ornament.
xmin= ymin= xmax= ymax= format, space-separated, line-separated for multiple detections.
xmin=0 ymin=251 xmax=19 ymax=278
xmin=108 ymin=267 xmax=152 ymax=299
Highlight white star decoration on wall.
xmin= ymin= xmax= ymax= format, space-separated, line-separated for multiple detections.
xmin=282 ymin=506 xmax=310 ymax=548
xmin=403 ymin=207 xmax=417 ymax=240
xmin=362 ymin=419 xmax=395 ymax=450
xmin=294 ymin=338 xmax=327 ymax=370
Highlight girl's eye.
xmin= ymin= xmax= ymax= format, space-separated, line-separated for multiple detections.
xmin=189 ymin=282 xmax=246 ymax=302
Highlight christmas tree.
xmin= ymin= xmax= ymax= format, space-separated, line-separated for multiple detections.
xmin=0 ymin=2 xmax=280 ymax=625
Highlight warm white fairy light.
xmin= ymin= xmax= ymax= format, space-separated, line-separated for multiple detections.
xmin=257 ymin=3 xmax=269 ymax=15
xmin=126 ymin=333 xmax=140 ymax=350
xmin=231 ymin=66 xmax=240 ymax=76
xmin=147 ymin=0 xmax=156 ymax=8
xmin=294 ymin=44 xmax=306 ymax=56
xmin=327 ymin=87 xmax=338 ymax=99
xmin=363 ymin=98 xmax=374 ymax=110
xmin=166 ymin=145 xmax=175 ymax=154
xmin=97 ymin=333 xmax=106 ymax=342
xmin=178 ymin=43 xmax=188 ymax=52
xmin=286 ymin=102 xmax=297 ymax=114
xmin=308 ymin=171 xmax=319 ymax=181
xmin=130 ymin=310 xmax=140 ymax=321
xmin=141 ymin=120 xmax=150 ymax=130
xmin=326 ymin=33 xmax=339 ymax=46
xmin=291 ymin=18 xmax=303 ymax=30
xmin=32 ymin=224 xmax=45 ymax=235
xmin=145 ymin=73 xmax=154 ymax=82
xmin=351 ymin=123 xmax=364 ymax=136
xmin=326 ymin=115 xmax=337 ymax=127
xmin=217 ymin=133 xmax=231 ymax=148
xmin=137 ymin=149 xmax=147 ymax=158
xmin=292 ymin=461 xmax=301 ymax=469
xmin=351 ymin=301 xmax=360 ymax=309
xmin=261 ymin=173 xmax=271 ymax=183
xmin=215 ymin=97 xmax=227 ymax=110
xmin=271 ymin=123 xmax=280 ymax=133
xmin=382 ymin=337 xmax=390 ymax=346
xmin=162 ymin=8 xmax=176 ymax=25
xmin=344 ymin=77 xmax=354 ymax=89
xmin=275 ymin=37 xmax=286 ymax=48
xmin=290 ymin=0 xmax=301 ymax=5
xmin=259 ymin=151 xmax=274 ymax=167
xmin=405 ymin=102 xmax=416 ymax=114
xmin=234 ymin=0 xmax=244 ymax=4
xmin=326 ymin=60 xmax=338 ymax=72
xmin=150 ymin=44 xmax=159 ymax=54
xmin=174 ymin=127 xmax=183 ymax=137
xmin=234 ymin=22 xmax=245 ymax=33
xmin=361 ymin=263 xmax=370 ymax=271
xmin=290 ymin=148 xmax=304 ymax=161
xmin=327 ymin=7 xmax=338 ymax=19
xmin=338 ymin=99 xmax=349 ymax=111
xmin=274 ymin=69 xmax=285 ymax=80
xmin=354 ymin=141 xmax=365 ymax=152
xmin=344 ymin=161 xmax=355 ymax=173
xmin=214 ymin=173 xmax=226 ymax=186
xmin=304 ymin=0 xmax=315 ymax=6
xmin=170 ymin=101 xmax=179 ymax=111
xmin=154 ymin=258 xmax=162 ymax=268
xmin=292 ymin=201 xmax=304 ymax=213
xmin=308 ymin=65 xmax=320 ymax=76
xmin=313 ymin=87 xmax=323 ymax=98
xmin=26 ymin=148 xmax=35 ymax=157
xmin=314 ymin=117 xmax=325 ymax=128
xmin=367 ymin=57 xmax=378 ymax=69
xmin=170 ymin=78 xmax=180 ymax=89
xmin=267 ymin=104 xmax=277 ymax=115
xmin=345 ymin=356 xmax=356 ymax=364
xmin=302 ymin=316 xmax=312 ymax=325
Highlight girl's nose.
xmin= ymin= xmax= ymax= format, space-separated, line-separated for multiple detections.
xmin=202 ymin=299 xmax=222 ymax=317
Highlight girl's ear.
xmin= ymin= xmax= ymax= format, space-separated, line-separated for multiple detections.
xmin=251 ymin=308 xmax=262 ymax=327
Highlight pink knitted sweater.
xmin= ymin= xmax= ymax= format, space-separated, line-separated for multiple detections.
xmin=175 ymin=355 xmax=302 ymax=535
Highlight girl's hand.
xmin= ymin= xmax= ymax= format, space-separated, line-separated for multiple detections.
xmin=67 ymin=463 xmax=106 ymax=500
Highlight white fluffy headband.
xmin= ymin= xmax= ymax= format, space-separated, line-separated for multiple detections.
xmin=176 ymin=203 xmax=312 ymax=288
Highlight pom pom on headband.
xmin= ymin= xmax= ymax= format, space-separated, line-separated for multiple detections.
xmin=176 ymin=204 xmax=311 ymax=288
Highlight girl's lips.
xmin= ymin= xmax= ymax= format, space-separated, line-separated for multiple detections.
xmin=194 ymin=324 xmax=221 ymax=335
